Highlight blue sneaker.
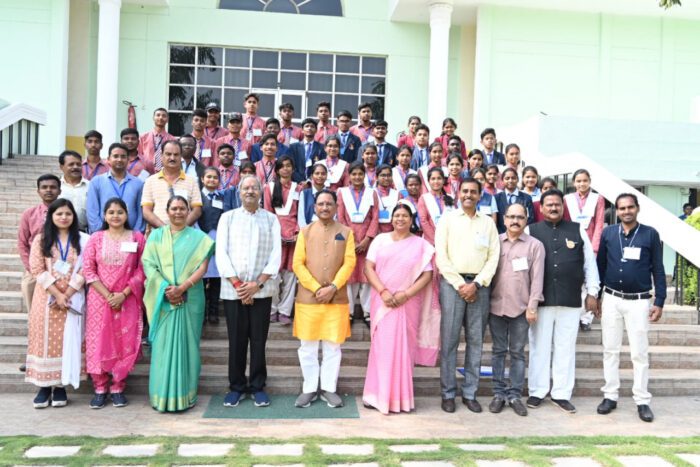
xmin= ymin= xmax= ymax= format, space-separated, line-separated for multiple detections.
xmin=253 ymin=391 xmax=270 ymax=407
xmin=51 ymin=387 xmax=68 ymax=407
xmin=223 ymin=391 xmax=245 ymax=407
xmin=89 ymin=393 xmax=107 ymax=409
xmin=111 ymin=392 xmax=128 ymax=408
xmin=33 ymin=387 xmax=52 ymax=409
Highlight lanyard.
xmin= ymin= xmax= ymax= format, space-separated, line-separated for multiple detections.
xmin=247 ymin=117 xmax=255 ymax=132
xmin=366 ymin=169 xmax=376 ymax=187
xmin=398 ymin=167 xmax=409 ymax=187
xmin=283 ymin=127 xmax=292 ymax=141
xmin=360 ymin=125 xmax=371 ymax=140
xmin=109 ymin=177 xmax=128 ymax=199
xmin=83 ymin=163 xmax=100 ymax=179
xmin=231 ymin=138 xmax=240 ymax=154
xmin=57 ymin=234 xmax=71 ymax=262
xmin=619 ymin=224 xmax=640 ymax=254
xmin=262 ymin=161 xmax=275 ymax=182
xmin=128 ymin=158 xmax=140 ymax=172
xmin=351 ymin=187 xmax=364 ymax=211
xmin=205 ymin=127 xmax=218 ymax=139
xmin=377 ymin=187 xmax=390 ymax=210
xmin=153 ymin=132 xmax=163 ymax=149
xmin=434 ymin=195 xmax=443 ymax=215
xmin=326 ymin=157 xmax=338 ymax=168
xmin=220 ymin=168 xmax=236 ymax=189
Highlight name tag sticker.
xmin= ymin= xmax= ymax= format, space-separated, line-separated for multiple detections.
xmin=54 ymin=260 xmax=71 ymax=275
xmin=212 ymin=199 xmax=223 ymax=210
xmin=351 ymin=212 xmax=366 ymax=223
xmin=305 ymin=159 xmax=313 ymax=168
xmin=479 ymin=205 xmax=492 ymax=215
xmin=512 ymin=257 xmax=529 ymax=271
xmin=477 ymin=234 xmax=490 ymax=248
xmin=173 ymin=189 xmax=189 ymax=199
xmin=253 ymin=128 xmax=263 ymax=137
xmin=238 ymin=151 xmax=248 ymax=159
xmin=201 ymin=148 xmax=212 ymax=159
xmin=623 ymin=247 xmax=641 ymax=261
xmin=120 ymin=241 xmax=138 ymax=253
xmin=290 ymin=137 xmax=299 ymax=144
xmin=234 ymin=159 xmax=241 ymax=167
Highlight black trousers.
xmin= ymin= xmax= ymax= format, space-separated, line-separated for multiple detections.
xmin=223 ymin=298 xmax=272 ymax=393
xmin=204 ymin=278 xmax=221 ymax=316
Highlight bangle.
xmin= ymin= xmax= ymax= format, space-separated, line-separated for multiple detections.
xmin=232 ymin=279 xmax=243 ymax=288
xmin=186 ymin=279 xmax=195 ymax=289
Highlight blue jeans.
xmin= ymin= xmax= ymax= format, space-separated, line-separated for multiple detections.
xmin=439 ymin=277 xmax=490 ymax=400
xmin=489 ymin=312 xmax=529 ymax=400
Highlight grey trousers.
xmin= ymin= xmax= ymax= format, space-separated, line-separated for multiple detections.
xmin=439 ymin=277 xmax=490 ymax=400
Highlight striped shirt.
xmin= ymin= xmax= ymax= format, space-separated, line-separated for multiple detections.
xmin=141 ymin=170 xmax=202 ymax=224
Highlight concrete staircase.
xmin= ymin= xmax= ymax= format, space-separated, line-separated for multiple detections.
xmin=1 ymin=156 xmax=699 ymax=397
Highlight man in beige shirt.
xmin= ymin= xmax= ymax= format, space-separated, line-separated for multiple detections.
xmin=488 ymin=203 xmax=545 ymax=417
xmin=435 ymin=177 xmax=500 ymax=414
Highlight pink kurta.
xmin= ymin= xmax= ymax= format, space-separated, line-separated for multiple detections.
xmin=336 ymin=187 xmax=379 ymax=284
xmin=192 ymin=134 xmax=215 ymax=167
xmin=322 ymin=158 xmax=350 ymax=191
xmin=82 ymin=160 xmax=110 ymax=181
xmin=277 ymin=125 xmax=303 ymax=145
xmin=218 ymin=166 xmax=240 ymax=190
xmin=205 ymin=125 xmax=228 ymax=141
xmin=350 ymin=123 xmax=374 ymax=143
xmin=83 ymin=231 xmax=145 ymax=384
xmin=362 ymin=233 xmax=437 ymax=414
xmin=138 ymin=130 xmax=175 ymax=169
xmin=213 ymin=135 xmax=251 ymax=167
xmin=566 ymin=191 xmax=606 ymax=253
xmin=241 ymin=115 xmax=266 ymax=144
xmin=127 ymin=155 xmax=154 ymax=177
xmin=444 ymin=175 xmax=463 ymax=199
xmin=263 ymin=181 xmax=302 ymax=271
xmin=315 ymin=122 xmax=338 ymax=143
xmin=396 ymin=132 xmax=415 ymax=149
xmin=417 ymin=193 xmax=449 ymax=246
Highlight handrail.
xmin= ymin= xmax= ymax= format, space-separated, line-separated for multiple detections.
xmin=0 ymin=102 xmax=45 ymax=163
xmin=499 ymin=115 xmax=700 ymax=268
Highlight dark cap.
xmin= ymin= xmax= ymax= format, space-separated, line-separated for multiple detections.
xmin=205 ymin=102 xmax=221 ymax=112
xmin=228 ymin=112 xmax=243 ymax=123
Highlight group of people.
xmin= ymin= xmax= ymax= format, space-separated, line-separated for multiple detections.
xmin=16 ymin=95 xmax=667 ymax=422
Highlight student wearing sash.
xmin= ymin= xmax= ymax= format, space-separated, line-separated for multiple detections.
xmin=200 ymin=167 xmax=225 ymax=325
xmin=418 ymin=142 xmax=447 ymax=193
xmin=255 ymin=134 xmax=281 ymax=186
xmin=350 ymin=102 xmax=375 ymax=143
xmin=277 ymin=102 xmax=303 ymax=146
xmin=361 ymin=144 xmax=380 ymax=189
xmin=564 ymin=168 xmax=606 ymax=331
xmin=216 ymin=144 xmax=240 ymax=191
xmin=396 ymin=115 xmax=421 ymax=149
xmin=314 ymin=101 xmax=338 ymax=144
xmin=121 ymin=128 xmax=154 ymax=179
xmin=288 ymin=118 xmax=325 ymax=183
xmin=409 ymin=124 xmax=431 ymax=170
xmin=366 ymin=120 xmax=398 ymax=167
xmin=336 ymin=161 xmax=380 ymax=326
xmin=240 ymin=93 xmax=266 ymax=145
xmin=470 ymin=168 xmax=498 ymax=223
xmin=521 ymin=166 xmax=542 ymax=203
xmin=249 ymin=118 xmax=289 ymax=163
xmin=444 ymin=154 xmax=464 ymax=199
xmin=375 ymin=165 xmax=400 ymax=234
xmin=336 ymin=110 xmax=362 ymax=163
xmin=138 ymin=108 xmax=175 ymax=172
xmin=189 ymin=109 xmax=215 ymax=167
xmin=298 ymin=163 xmax=328 ymax=229
xmin=82 ymin=130 xmax=109 ymax=181
xmin=223 ymin=161 xmax=255 ymax=212
xmin=417 ymin=166 xmax=454 ymax=246
xmin=263 ymin=156 xmax=303 ymax=325
xmin=494 ymin=168 xmax=535 ymax=234
xmin=434 ymin=118 xmax=468 ymax=158
xmin=467 ymin=149 xmax=484 ymax=175
xmin=320 ymin=136 xmax=349 ymax=191
xmin=214 ymin=112 xmax=250 ymax=168
xmin=392 ymin=145 xmax=416 ymax=197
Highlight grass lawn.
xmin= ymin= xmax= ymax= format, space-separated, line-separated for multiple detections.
xmin=1 ymin=434 xmax=699 ymax=466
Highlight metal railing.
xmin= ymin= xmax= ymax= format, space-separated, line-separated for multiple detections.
xmin=0 ymin=119 xmax=40 ymax=164
xmin=673 ymin=252 xmax=700 ymax=313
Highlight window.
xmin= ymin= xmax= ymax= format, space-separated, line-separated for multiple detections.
xmin=167 ymin=45 xmax=386 ymax=136
xmin=219 ymin=0 xmax=342 ymax=17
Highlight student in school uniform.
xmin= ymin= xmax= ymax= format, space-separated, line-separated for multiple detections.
xmin=216 ymin=144 xmax=241 ymax=191
xmin=190 ymin=109 xmax=215 ymax=167
xmin=200 ymin=167 xmax=225 ymax=325
xmin=204 ymin=102 xmax=229 ymax=141
xmin=471 ymin=168 xmax=499 ymax=223
xmin=336 ymin=110 xmax=362 ymax=163
xmin=521 ymin=166 xmax=542 ymax=203
xmin=481 ymin=128 xmax=506 ymax=166
xmin=314 ymin=101 xmax=338 ymax=144
xmin=255 ymin=133 xmax=281 ymax=186
xmin=444 ymin=154 xmax=465 ymax=199
xmin=249 ymin=118 xmax=289 ymax=163
xmin=222 ymin=161 xmax=256 ymax=212
xmin=446 ymin=135 xmax=465 ymax=162
xmin=121 ymin=128 xmax=154 ymax=180
xmin=375 ymin=164 xmax=400 ymax=234
xmin=336 ymin=161 xmax=380 ymax=326
xmin=277 ymin=102 xmax=304 ymax=146
xmin=484 ymin=164 xmax=502 ymax=195
xmin=214 ymin=112 xmax=251 ymax=168
xmin=138 ymin=108 xmax=175 ymax=172
xmin=417 ymin=167 xmax=454 ymax=246
xmin=364 ymin=120 xmax=398 ymax=167
xmin=434 ymin=118 xmax=468 ymax=158
xmin=410 ymin=124 xmax=432 ymax=170
xmin=494 ymin=168 xmax=535 ymax=233
xmin=418 ymin=142 xmax=447 ymax=192
xmin=392 ymin=145 xmax=416 ymax=197
xmin=288 ymin=118 xmax=326 ymax=183
xmin=263 ymin=155 xmax=303 ymax=325
xmin=240 ymin=93 xmax=267 ymax=145
xmin=399 ymin=173 xmax=423 ymax=236
xmin=396 ymin=116 xmax=421 ymax=149
xmin=350 ymin=102 xmax=375 ymax=143
xmin=466 ymin=149 xmax=485 ymax=175
xmin=298 ymin=163 xmax=328 ymax=229
xmin=320 ymin=135 xmax=349 ymax=192
xmin=360 ymin=144 xmax=379 ymax=189
xmin=504 ymin=143 xmax=523 ymax=172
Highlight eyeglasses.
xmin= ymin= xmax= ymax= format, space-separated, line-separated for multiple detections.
xmin=505 ymin=215 xmax=526 ymax=220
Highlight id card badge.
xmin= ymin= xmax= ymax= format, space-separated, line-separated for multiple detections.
xmin=305 ymin=158 xmax=313 ymax=168
xmin=234 ymin=159 xmax=241 ymax=167
xmin=290 ymin=137 xmax=299 ymax=144
xmin=479 ymin=205 xmax=492 ymax=215
xmin=238 ymin=151 xmax=248 ymax=160
xmin=623 ymin=247 xmax=641 ymax=261
xmin=351 ymin=212 xmax=365 ymax=223
xmin=54 ymin=260 xmax=71 ymax=275
xmin=378 ymin=209 xmax=390 ymax=222
xmin=512 ymin=257 xmax=529 ymax=271
xmin=476 ymin=234 xmax=490 ymax=248
xmin=120 ymin=241 xmax=138 ymax=253
xmin=212 ymin=199 xmax=223 ymax=210
xmin=253 ymin=128 xmax=263 ymax=137
xmin=173 ymin=189 xmax=189 ymax=199
xmin=201 ymin=148 xmax=212 ymax=159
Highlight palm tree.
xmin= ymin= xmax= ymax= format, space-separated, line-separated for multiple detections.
xmin=659 ymin=0 xmax=681 ymax=9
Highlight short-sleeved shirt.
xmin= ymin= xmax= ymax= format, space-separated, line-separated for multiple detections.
xmin=141 ymin=170 xmax=203 ymax=224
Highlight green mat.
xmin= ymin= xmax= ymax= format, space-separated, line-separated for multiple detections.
xmin=202 ymin=394 xmax=360 ymax=419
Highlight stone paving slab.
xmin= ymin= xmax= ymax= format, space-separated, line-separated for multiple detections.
xmin=458 ymin=444 xmax=506 ymax=452
xmin=249 ymin=444 xmax=304 ymax=456
xmin=475 ymin=461 xmax=526 ymax=467
xmin=552 ymin=458 xmax=602 ymax=466
xmin=390 ymin=444 xmax=441 ymax=453
xmin=531 ymin=445 xmax=573 ymax=450
xmin=401 ymin=462 xmax=454 ymax=467
xmin=252 ymin=464 xmax=304 ymax=467
xmin=319 ymin=444 xmax=374 ymax=455
xmin=329 ymin=464 xmax=379 ymax=467
xmin=24 ymin=446 xmax=80 ymax=458
xmin=102 ymin=444 xmax=160 ymax=457
xmin=616 ymin=455 xmax=673 ymax=467
xmin=678 ymin=454 xmax=700 ymax=466
xmin=177 ymin=443 xmax=234 ymax=457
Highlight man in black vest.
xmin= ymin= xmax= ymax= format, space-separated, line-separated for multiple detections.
xmin=527 ymin=189 xmax=600 ymax=413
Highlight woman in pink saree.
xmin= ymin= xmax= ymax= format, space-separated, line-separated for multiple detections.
xmin=362 ymin=201 xmax=438 ymax=414
xmin=82 ymin=198 xmax=145 ymax=409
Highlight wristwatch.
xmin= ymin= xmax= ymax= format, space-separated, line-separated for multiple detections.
xmin=256 ymin=281 xmax=264 ymax=290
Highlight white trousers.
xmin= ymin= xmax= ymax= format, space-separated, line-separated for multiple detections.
xmin=580 ymin=286 xmax=595 ymax=325
xmin=347 ymin=283 xmax=371 ymax=318
xmin=600 ymin=293 xmax=652 ymax=405
xmin=528 ymin=306 xmax=580 ymax=400
xmin=271 ymin=270 xmax=296 ymax=317
xmin=298 ymin=339 xmax=342 ymax=393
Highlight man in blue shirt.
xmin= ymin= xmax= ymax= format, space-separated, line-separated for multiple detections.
xmin=595 ymin=193 xmax=665 ymax=423
xmin=86 ymin=143 xmax=145 ymax=233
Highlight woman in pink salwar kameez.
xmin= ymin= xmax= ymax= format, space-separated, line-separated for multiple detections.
xmin=362 ymin=202 xmax=438 ymax=414
xmin=82 ymin=198 xmax=145 ymax=409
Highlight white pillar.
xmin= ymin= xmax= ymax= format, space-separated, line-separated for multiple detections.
xmin=94 ymin=0 xmax=122 ymax=156
xmin=427 ymin=1 xmax=453 ymax=135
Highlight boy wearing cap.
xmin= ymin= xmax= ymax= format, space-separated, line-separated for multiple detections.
xmin=205 ymin=102 xmax=228 ymax=140
xmin=214 ymin=112 xmax=251 ymax=168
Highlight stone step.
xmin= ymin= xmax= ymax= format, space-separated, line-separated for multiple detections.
xmin=0 ymin=292 xmax=23 ymax=313
xmin=0 ymin=254 xmax=24 ymax=272
xmin=0 ymin=271 xmax=22 ymax=288
xmin=0 ymin=239 xmax=18 ymax=254
xmin=2 ymin=362 xmax=699 ymax=397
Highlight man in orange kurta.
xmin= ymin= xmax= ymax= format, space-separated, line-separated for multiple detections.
xmin=292 ymin=189 xmax=356 ymax=409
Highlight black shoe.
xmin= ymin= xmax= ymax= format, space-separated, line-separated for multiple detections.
xmin=526 ymin=396 xmax=543 ymax=408
xmin=207 ymin=313 xmax=219 ymax=325
xmin=551 ymin=398 xmax=576 ymax=413
xmin=579 ymin=322 xmax=591 ymax=332
xmin=509 ymin=398 xmax=528 ymax=417
xmin=488 ymin=397 xmax=505 ymax=413
xmin=637 ymin=404 xmax=654 ymax=422
xmin=19 ymin=364 xmax=26 ymax=372
xmin=89 ymin=393 xmax=107 ymax=409
xmin=362 ymin=316 xmax=370 ymax=329
xmin=462 ymin=397 xmax=482 ymax=413
xmin=597 ymin=398 xmax=617 ymax=415
xmin=33 ymin=387 xmax=52 ymax=409
xmin=441 ymin=398 xmax=456 ymax=413
xmin=111 ymin=392 xmax=128 ymax=408
xmin=51 ymin=387 xmax=68 ymax=407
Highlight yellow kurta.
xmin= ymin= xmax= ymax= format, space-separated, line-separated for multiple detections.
xmin=292 ymin=226 xmax=356 ymax=344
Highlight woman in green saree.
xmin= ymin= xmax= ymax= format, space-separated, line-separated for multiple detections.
xmin=142 ymin=196 xmax=214 ymax=412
